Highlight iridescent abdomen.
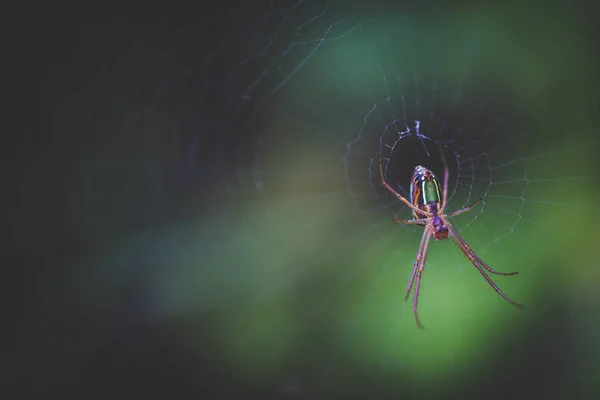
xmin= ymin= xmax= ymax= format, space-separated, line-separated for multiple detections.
xmin=409 ymin=165 xmax=442 ymax=219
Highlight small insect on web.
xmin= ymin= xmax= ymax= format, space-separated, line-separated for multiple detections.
xmin=379 ymin=146 xmax=525 ymax=328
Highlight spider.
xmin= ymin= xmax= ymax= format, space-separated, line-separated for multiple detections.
xmin=379 ymin=147 xmax=525 ymax=328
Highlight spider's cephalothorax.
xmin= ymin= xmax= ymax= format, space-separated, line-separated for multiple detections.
xmin=379 ymin=148 xmax=524 ymax=328
xmin=431 ymin=215 xmax=449 ymax=241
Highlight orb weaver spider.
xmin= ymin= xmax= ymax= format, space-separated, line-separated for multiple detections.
xmin=379 ymin=147 xmax=525 ymax=328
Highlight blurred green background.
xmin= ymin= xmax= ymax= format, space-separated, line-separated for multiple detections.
xmin=21 ymin=0 xmax=600 ymax=398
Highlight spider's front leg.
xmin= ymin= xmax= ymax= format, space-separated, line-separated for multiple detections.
xmin=410 ymin=228 xmax=432 ymax=329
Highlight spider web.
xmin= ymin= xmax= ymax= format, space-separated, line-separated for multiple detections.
xmin=38 ymin=0 xmax=600 ymax=396
xmin=342 ymin=19 xmax=595 ymax=251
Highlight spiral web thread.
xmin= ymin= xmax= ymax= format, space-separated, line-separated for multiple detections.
xmin=340 ymin=19 xmax=597 ymax=256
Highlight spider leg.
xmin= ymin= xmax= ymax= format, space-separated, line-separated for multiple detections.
xmin=405 ymin=228 xmax=429 ymax=302
xmin=449 ymin=225 xmax=519 ymax=275
xmin=393 ymin=217 xmax=426 ymax=225
xmin=412 ymin=229 xmax=432 ymax=329
xmin=448 ymin=225 xmax=525 ymax=310
xmin=445 ymin=198 xmax=482 ymax=218
xmin=379 ymin=157 xmax=433 ymax=218
xmin=439 ymin=145 xmax=450 ymax=213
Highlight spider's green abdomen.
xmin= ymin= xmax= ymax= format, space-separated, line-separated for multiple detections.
xmin=410 ymin=165 xmax=442 ymax=218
